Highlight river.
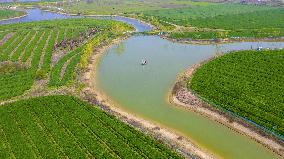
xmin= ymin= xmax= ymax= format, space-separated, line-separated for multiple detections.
xmin=1 ymin=8 xmax=283 ymax=159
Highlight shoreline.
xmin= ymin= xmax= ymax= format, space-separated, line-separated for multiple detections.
xmin=162 ymin=36 xmax=284 ymax=45
xmin=16 ymin=7 xmax=283 ymax=45
xmin=169 ymin=57 xmax=284 ymax=158
xmin=124 ymin=15 xmax=284 ymax=45
xmin=80 ymin=35 xmax=217 ymax=159
xmin=38 ymin=8 xmax=156 ymax=31
xmin=0 ymin=12 xmax=27 ymax=22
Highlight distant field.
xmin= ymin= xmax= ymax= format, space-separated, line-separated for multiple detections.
xmin=0 ymin=18 xmax=132 ymax=100
xmin=58 ymin=0 xmax=207 ymax=15
xmin=0 ymin=9 xmax=25 ymax=20
xmin=0 ymin=95 xmax=182 ymax=158
xmin=190 ymin=49 xmax=284 ymax=136
xmin=140 ymin=4 xmax=284 ymax=39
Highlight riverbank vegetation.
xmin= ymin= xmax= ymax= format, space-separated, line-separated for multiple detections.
xmin=0 ymin=18 xmax=132 ymax=100
xmin=0 ymin=95 xmax=182 ymax=158
xmin=189 ymin=49 xmax=284 ymax=137
xmin=0 ymin=9 xmax=25 ymax=20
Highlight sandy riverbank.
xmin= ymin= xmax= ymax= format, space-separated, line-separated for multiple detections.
xmin=80 ymin=34 xmax=217 ymax=159
xmin=169 ymin=57 xmax=284 ymax=158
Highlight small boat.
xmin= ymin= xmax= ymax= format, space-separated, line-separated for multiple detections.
xmin=141 ymin=59 xmax=147 ymax=65
xmin=256 ymin=46 xmax=263 ymax=51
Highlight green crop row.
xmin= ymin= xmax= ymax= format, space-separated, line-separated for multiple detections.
xmin=169 ymin=28 xmax=284 ymax=40
xmin=190 ymin=49 xmax=284 ymax=136
xmin=0 ymin=31 xmax=28 ymax=61
xmin=41 ymin=30 xmax=56 ymax=72
xmin=140 ymin=4 xmax=284 ymax=39
xmin=11 ymin=30 xmax=35 ymax=61
xmin=22 ymin=31 xmax=43 ymax=62
xmin=49 ymin=47 xmax=83 ymax=87
xmin=0 ymin=18 xmax=132 ymax=100
xmin=0 ymin=69 xmax=34 ymax=100
xmin=0 ymin=95 xmax=182 ymax=158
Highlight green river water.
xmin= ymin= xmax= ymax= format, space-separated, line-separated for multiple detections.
xmin=96 ymin=35 xmax=283 ymax=159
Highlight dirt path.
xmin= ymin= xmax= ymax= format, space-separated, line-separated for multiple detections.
xmin=170 ymin=62 xmax=284 ymax=158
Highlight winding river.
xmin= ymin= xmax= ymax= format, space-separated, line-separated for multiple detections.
xmin=1 ymin=8 xmax=283 ymax=159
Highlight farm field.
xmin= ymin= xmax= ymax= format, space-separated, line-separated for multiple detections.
xmin=0 ymin=95 xmax=182 ymax=158
xmin=139 ymin=4 xmax=284 ymax=39
xmin=42 ymin=0 xmax=205 ymax=15
xmin=0 ymin=9 xmax=26 ymax=20
xmin=0 ymin=3 xmax=283 ymax=159
xmin=189 ymin=49 xmax=284 ymax=136
xmin=0 ymin=18 xmax=132 ymax=100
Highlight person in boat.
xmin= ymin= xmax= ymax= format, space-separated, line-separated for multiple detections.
xmin=141 ymin=59 xmax=147 ymax=65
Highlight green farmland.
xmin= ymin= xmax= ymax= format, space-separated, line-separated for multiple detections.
xmin=0 ymin=18 xmax=132 ymax=100
xmin=0 ymin=95 xmax=182 ymax=158
xmin=140 ymin=4 xmax=284 ymax=39
xmin=0 ymin=1 xmax=283 ymax=158
xmin=190 ymin=49 xmax=284 ymax=136
xmin=56 ymin=0 xmax=203 ymax=15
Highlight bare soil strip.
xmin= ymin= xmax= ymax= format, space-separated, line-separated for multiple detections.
xmin=0 ymin=32 xmax=14 ymax=46
xmin=81 ymin=35 xmax=217 ymax=159
xmin=52 ymin=50 xmax=66 ymax=66
xmin=170 ymin=60 xmax=284 ymax=158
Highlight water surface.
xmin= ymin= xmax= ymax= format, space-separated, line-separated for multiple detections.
xmin=0 ymin=8 xmax=152 ymax=32
xmin=96 ymin=35 xmax=284 ymax=159
xmin=0 ymin=8 xmax=76 ymax=25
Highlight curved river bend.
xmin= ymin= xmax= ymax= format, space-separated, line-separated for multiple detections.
xmin=1 ymin=8 xmax=283 ymax=159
